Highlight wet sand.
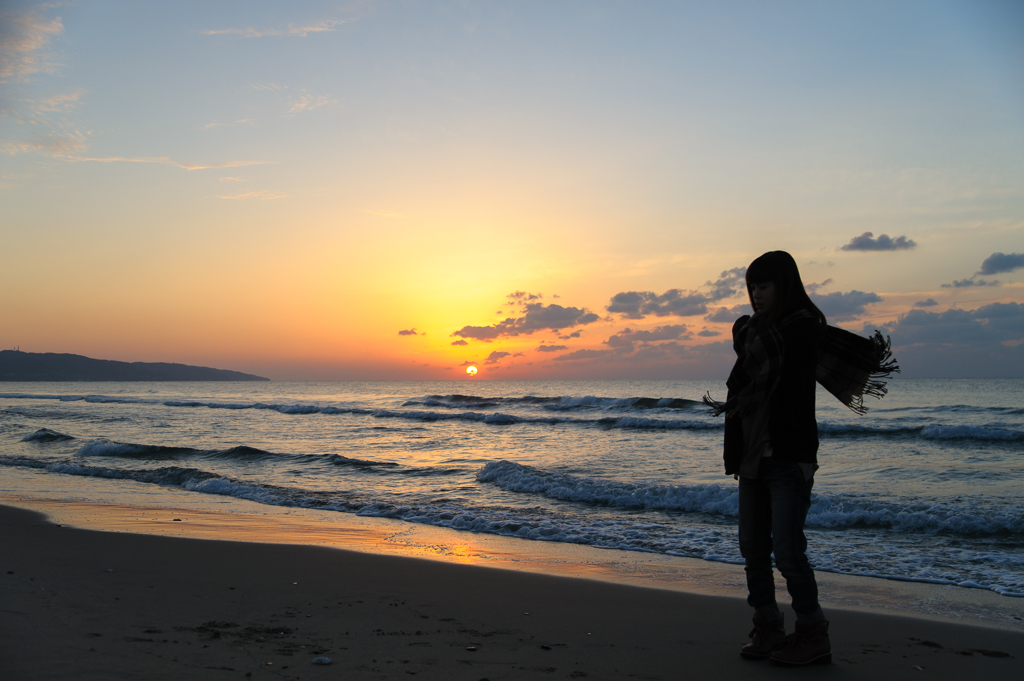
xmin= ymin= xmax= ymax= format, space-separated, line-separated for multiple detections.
xmin=2 ymin=503 xmax=1022 ymax=680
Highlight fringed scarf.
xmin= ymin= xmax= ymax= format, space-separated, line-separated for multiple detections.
xmin=703 ymin=310 xmax=900 ymax=477
xmin=704 ymin=312 xmax=900 ymax=418
xmin=815 ymin=325 xmax=900 ymax=415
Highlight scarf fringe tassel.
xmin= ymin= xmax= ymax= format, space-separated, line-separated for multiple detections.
xmin=702 ymin=392 xmax=728 ymax=417
xmin=841 ymin=331 xmax=901 ymax=415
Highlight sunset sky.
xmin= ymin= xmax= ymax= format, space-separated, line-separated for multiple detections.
xmin=3 ymin=0 xmax=1023 ymax=380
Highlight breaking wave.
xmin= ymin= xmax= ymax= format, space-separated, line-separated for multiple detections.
xmin=4 ymin=393 xmax=1022 ymax=442
xmin=477 ymin=461 xmax=1024 ymax=536
xmin=21 ymin=428 xmax=74 ymax=443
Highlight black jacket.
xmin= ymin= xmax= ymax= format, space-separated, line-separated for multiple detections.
xmin=723 ymin=314 xmax=820 ymax=475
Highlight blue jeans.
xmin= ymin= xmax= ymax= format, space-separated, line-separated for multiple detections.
xmin=738 ymin=457 xmax=819 ymax=615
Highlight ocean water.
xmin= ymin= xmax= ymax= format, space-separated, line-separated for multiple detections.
xmin=1 ymin=379 xmax=1022 ymax=597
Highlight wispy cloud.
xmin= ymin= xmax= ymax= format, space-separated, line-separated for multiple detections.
xmin=285 ymin=19 xmax=347 ymax=36
xmin=286 ymin=90 xmax=339 ymax=115
xmin=202 ymin=19 xmax=346 ymax=39
xmin=219 ymin=176 xmax=245 ymax=182
xmin=218 ymin=190 xmax=285 ymax=200
xmin=0 ymin=6 xmax=64 ymax=83
xmin=0 ymin=6 xmax=84 ymax=158
xmin=2 ymin=90 xmax=87 ymax=156
xmin=30 ymin=89 xmax=84 ymax=113
xmin=2 ymin=129 xmax=88 ymax=156
xmin=65 ymin=156 xmax=275 ymax=171
xmin=250 ymin=82 xmax=338 ymax=116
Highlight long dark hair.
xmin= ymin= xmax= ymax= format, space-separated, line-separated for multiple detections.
xmin=745 ymin=251 xmax=827 ymax=329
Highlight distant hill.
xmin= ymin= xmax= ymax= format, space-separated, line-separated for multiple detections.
xmin=0 ymin=350 xmax=270 ymax=382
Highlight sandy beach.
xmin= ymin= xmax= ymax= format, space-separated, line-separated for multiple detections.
xmin=2 ymin=503 xmax=1021 ymax=681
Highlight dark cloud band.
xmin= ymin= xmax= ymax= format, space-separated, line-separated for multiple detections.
xmin=840 ymin=232 xmax=916 ymax=251
xmin=452 ymin=303 xmax=599 ymax=341
xmin=979 ymin=252 xmax=1024 ymax=276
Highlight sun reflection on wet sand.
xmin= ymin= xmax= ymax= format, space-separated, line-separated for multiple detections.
xmin=4 ymin=492 xmax=1022 ymax=632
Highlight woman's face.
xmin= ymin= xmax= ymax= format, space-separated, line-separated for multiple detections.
xmin=749 ymin=281 xmax=776 ymax=316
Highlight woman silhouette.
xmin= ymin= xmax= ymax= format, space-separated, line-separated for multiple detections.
xmin=705 ymin=251 xmax=898 ymax=665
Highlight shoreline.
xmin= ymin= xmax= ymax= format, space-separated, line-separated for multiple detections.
xmin=3 ymin=503 xmax=1022 ymax=681
xmin=3 ymin=491 xmax=1023 ymax=634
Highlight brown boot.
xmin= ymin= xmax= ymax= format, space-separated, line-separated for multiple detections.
xmin=740 ymin=612 xmax=786 ymax=660
xmin=770 ymin=620 xmax=831 ymax=666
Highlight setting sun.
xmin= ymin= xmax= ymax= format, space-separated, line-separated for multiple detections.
xmin=466 ymin=366 xmax=478 ymax=376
